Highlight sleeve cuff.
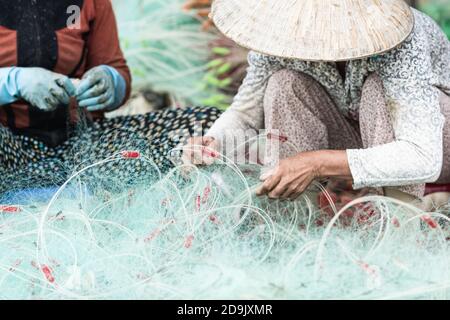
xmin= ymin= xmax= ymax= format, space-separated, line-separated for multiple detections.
xmin=101 ymin=65 xmax=127 ymax=111
xmin=346 ymin=149 xmax=367 ymax=190
xmin=0 ymin=67 xmax=20 ymax=106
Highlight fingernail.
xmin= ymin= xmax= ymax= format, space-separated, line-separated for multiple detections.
xmin=260 ymin=172 xmax=272 ymax=181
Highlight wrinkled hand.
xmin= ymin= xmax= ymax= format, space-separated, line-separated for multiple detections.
xmin=16 ymin=68 xmax=76 ymax=112
xmin=183 ymin=0 xmax=214 ymax=30
xmin=182 ymin=136 xmax=219 ymax=166
xmin=256 ymin=152 xmax=321 ymax=200
xmin=76 ymin=66 xmax=116 ymax=112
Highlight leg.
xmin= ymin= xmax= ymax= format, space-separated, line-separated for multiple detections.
xmin=263 ymin=70 xmax=374 ymax=211
xmin=0 ymin=126 xmax=66 ymax=194
xmin=359 ymin=74 xmax=424 ymax=198
xmin=0 ymin=107 xmax=221 ymax=195
xmin=263 ymin=69 xmax=361 ymax=167
xmin=0 ymin=126 xmax=36 ymax=170
xmin=58 ymin=106 xmax=222 ymax=186
xmin=435 ymin=92 xmax=450 ymax=184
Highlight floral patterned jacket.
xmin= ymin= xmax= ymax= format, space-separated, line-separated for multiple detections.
xmin=207 ymin=9 xmax=450 ymax=189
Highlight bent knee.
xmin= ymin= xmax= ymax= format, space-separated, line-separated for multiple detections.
xmin=267 ymin=69 xmax=312 ymax=92
xmin=265 ymin=69 xmax=314 ymax=105
xmin=359 ymin=73 xmax=388 ymax=116
xmin=362 ymin=73 xmax=384 ymax=96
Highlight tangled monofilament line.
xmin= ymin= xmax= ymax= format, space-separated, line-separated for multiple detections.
xmin=0 ymin=143 xmax=449 ymax=300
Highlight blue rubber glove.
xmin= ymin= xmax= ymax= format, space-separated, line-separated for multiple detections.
xmin=0 ymin=68 xmax=20 ymax=106
xmin=17 ymin=68 xmax=77 ymax=111
xmin=0 ymin=67 xmax=76 ymax=111
xmin=75 ymin=65 xmax=126 ymax=112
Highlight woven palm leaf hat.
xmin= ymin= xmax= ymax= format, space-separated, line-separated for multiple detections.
xmin=211 ymin=0 xmax=414 ymax=61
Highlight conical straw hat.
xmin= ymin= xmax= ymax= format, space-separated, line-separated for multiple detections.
xmin=211 ymin=0 xmax=414 ymax=61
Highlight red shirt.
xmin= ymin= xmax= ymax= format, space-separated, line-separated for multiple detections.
xmin=0 ymin=0 xmax=131 ymax=146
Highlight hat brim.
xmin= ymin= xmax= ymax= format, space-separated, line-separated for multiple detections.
xmin=211 ymin=0 xmax=415 ymax=62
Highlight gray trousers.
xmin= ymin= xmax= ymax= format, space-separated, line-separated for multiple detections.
xmin=263 ymin=70 xmax=450 ymax=198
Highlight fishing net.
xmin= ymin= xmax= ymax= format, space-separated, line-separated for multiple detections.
xmin=1 ymin=138 xmax=449 ymax=300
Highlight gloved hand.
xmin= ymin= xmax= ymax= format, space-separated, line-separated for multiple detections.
xmin=0 ymin=67 xmax=76 ymax=111
xmin=75 ymin=65 xmax=126 ymax=112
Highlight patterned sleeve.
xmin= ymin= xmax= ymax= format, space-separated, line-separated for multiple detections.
xmin=347 ymin=23 xmax=445 ymax=189
xmin=206 ymin=51 xmax=284 ymax=141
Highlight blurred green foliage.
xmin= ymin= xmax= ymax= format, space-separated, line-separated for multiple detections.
xmin=200 ymin=47 xmax=234 ymax=110
xmin=113 ymin=0 xmax=230 ymax=109
xmin=420 ymin=0 xmax=450 ymax=38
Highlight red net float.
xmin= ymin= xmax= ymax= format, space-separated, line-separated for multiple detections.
xmin=121 ymin=151 xmax=141 ymax=159
xmin=421 ymin=215 xmax=438 ymax=229
xmin=267 ymin=133 xmax=288 ymax=143
xmin=392 ymin=218 xmax=401 ymax=228
xmin=202 ymin=186 xmax=211 ymax=204
xmin=0 ymin=205 xmax=21 ymax=213
xmin=201 ymin=148 xmax=219 ymax=158
xmin=209 ymin=215 xmax=219 ymax=225
xmin=184 ymin=235 xmax=194 ymax=249
xmin=195 ymin=195 xmax=201 ymax=212
xmin=41 ymin=265 xmax=55 ymax=283
xmin=144 ymin=229 xmax=161 ymax=243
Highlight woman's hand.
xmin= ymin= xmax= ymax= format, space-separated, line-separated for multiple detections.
xmin=256 ymin=152 xmax=321 ymax=200
xmin=76 ymin=66 xmax=125 ymax=112
xmin=256 ymin=150 xmax=352 ymax=200
xmin=15 ymin=68 xmax=76 ymax=111
xmin=182 ymin=136 xmax=219 ymax=166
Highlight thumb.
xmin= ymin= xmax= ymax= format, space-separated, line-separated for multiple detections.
xmin=56 ymin=77 xmax=76 ymax=97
